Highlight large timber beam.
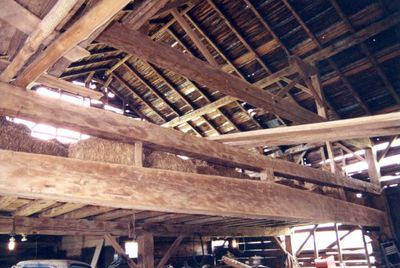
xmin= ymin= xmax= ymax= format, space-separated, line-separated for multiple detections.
xmin=98 ymin=23 xmax=324 ymax=124
xmin=0 ymin=216 xmax=129 ymax=236
xmin=0 ymin=150 xmax=385 ymax=226
xmin=208 ymin=112 xmax=400 ymax=147
xmin=0 ymin=82 xmax=379 ymax=193
xmin=144 ymin=224 xmax=290 ymax=237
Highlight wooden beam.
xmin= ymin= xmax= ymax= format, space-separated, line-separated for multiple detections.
xmin=0 ymin=196 xmax=17 ymax=210
xmin=156 ymin=235 xmax=184 ymax=268
xmin=365 ymin=148 xmax=381 ymax=185
xmin=0 ymin=0 xmax=79 ymax=82
xmin=104 ymin=234 xmax=138 ymax=268
xmin=137 ymin=232 xmax=154 ymax=268
xmin=0 ymin=82 xmax=379 ymax=193
xmin=0 ymin=150 xmax=385 ymax=226
xmin=0 ymin=216 xmax=130 ymax=236
xmin=99 ymin=23 xmax=324 ymax=124
xmin=15 ymin=0 xmax=132 ymax=88
xmin=36 ymin=74 xmax=103 ymax=99
xmin=160 ymin=11 xmax=399 ymax=128
xmin=13 ymin=200 xmax=57 ymax=217
xmin=222 ymin=256 xmax=252 ymax=268
xmin=254 ymin=11 xmax=400 ymax=89
xmin=91 ymin=239 xmax=104 ymax=268
xmin=39 ymin=203 xmax=86 ymax=218
xmin=208 ymin=112 xmax=400 ymax=147
xmin=145 ymin=224 xmax=291 ymax=237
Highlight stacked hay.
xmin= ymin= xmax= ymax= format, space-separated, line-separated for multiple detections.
xmin=69 ymin=137 xmax=249 ymax=179
xmin=68 ymin=137 xmax=136 ymax=165
xmin=0 ymin=117 xmax=68 ymax=156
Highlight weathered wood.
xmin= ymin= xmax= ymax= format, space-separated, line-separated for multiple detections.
xmin=91 ymin=239 xmax=104 ymax=268
xmin=99 ymin=23 xmax=324 ymax=124
xmin=0 ymin=196 xmax=18 ymax=210
xmin=171 ymin=9 xmax=218 ymax=66
xmin=15 ymin=0 xmax=132 ymax=87
xmin=0 ymin=0 xmax=89 ymax=69
xmin=36 ymin=74 xmax=103 ymax=99
xmin=0 ymin=82 xmax=379 ymax=193
xmin=0 ymin=0 xmax=79 ymax=82
xmin=222 ymin=256 xmax=252 ymax=268
xmin=62 ymin=206 xmax=115 ymax=220
xmin=0 ymin=216 xmax=130 ymax=236
xmin=144 ymin=224 xmax=291 ymax=237
xmin=166 ymin=13 xmax=400 ymax=123
xmin=365 ymin=148 xmax=381 ymax=185
xmin=13 ymin=200 xmax=57 ymax=217
xmin=0 ymin=150 xmax=385 ymax=226
xmin=104 ymin=234 xmax=138 ymax=268
xmin=137 ymin=232 xmax=154 ymax=268
xmin=134 ymin=142 xmax=144 ymax=168
xmin=209 ymin=112 xmax=400 ymax=147
xmin=39 ymin=203 xmax=86 ymax=218
xmin=156 ymin=235 xmax=184 ymax=268
xmin=162 ymin=96 xmax=236 ymax=128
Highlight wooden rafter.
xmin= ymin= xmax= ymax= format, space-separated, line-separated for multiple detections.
xmin=281 ymin=0 xmax=371 ymax=115
xmin=157 ymin=12 xmax=399 ymax=128
xmin=330 ymin=0 xmax=400 ymax=104
xmin=99 ymin=23 xmax=324 ymax=124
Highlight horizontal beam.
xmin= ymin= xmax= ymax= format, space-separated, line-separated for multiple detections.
xmin=98 ymin=23 xmax=324 ymax=124
xmin=36 ymin=74 xmax=104 ymax=99
xmin=208 ymin=112 xmax=400 ymax=147
xmin=0 ymin=216 xmax=129 ymax=236
xmin=0 ymin=82 xmax=379 ymax=193
xmin=0 ymin=150 xmax=385 ymax=226
xmin=144 ymin=224 xmax=291 ymax=237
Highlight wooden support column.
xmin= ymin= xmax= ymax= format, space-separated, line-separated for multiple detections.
xmin=137 ymin=231 xmax=154 ymax=268
xmin=285 ymin=235 xmax=293 ymax=255
xmin=260 ymin=168 xmax=274 ymax=182
xmin=365 ymin=148 xmax=381 ymax=185
xmin=91 ymin=239 xmax=104 ymax=268
xmin=334 ymin=223 xmax=344 ymax=267
xmin=134 ymin=142 xmax=143 ymax=167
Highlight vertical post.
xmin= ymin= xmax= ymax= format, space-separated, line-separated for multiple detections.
xmin=260 ymin=168 xmax=274 ymax=182
xmin=365 ymin=147 xmax=380 ymax=185
xmin=134 ymin=142 xmax=143 ymax=168
xmin=91 ymin=239 xmax=104 ymax=268
xmin=285 ymin=235 xmax=293 ymax=255
xmin=334 ymin=223 xmax=344 ymax=267
xmin=313 ymin=228 xmax=319 ymax=259
xmin=137 ymin=231 xmax=154 ymax=268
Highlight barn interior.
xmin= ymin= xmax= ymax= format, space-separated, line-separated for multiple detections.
xmin=0 ymin=0 xmax=399 ymax=267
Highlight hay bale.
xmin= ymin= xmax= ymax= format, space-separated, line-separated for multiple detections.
xmin=69 ymin=137 xmax=136 ymax=165
xmin=69 ymin=137 xmax=249 ymax=178
xmin=0 ymin=117 xmax=68 ymax=156
xmin=143 ymin=149 xmax=198 ymax=173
